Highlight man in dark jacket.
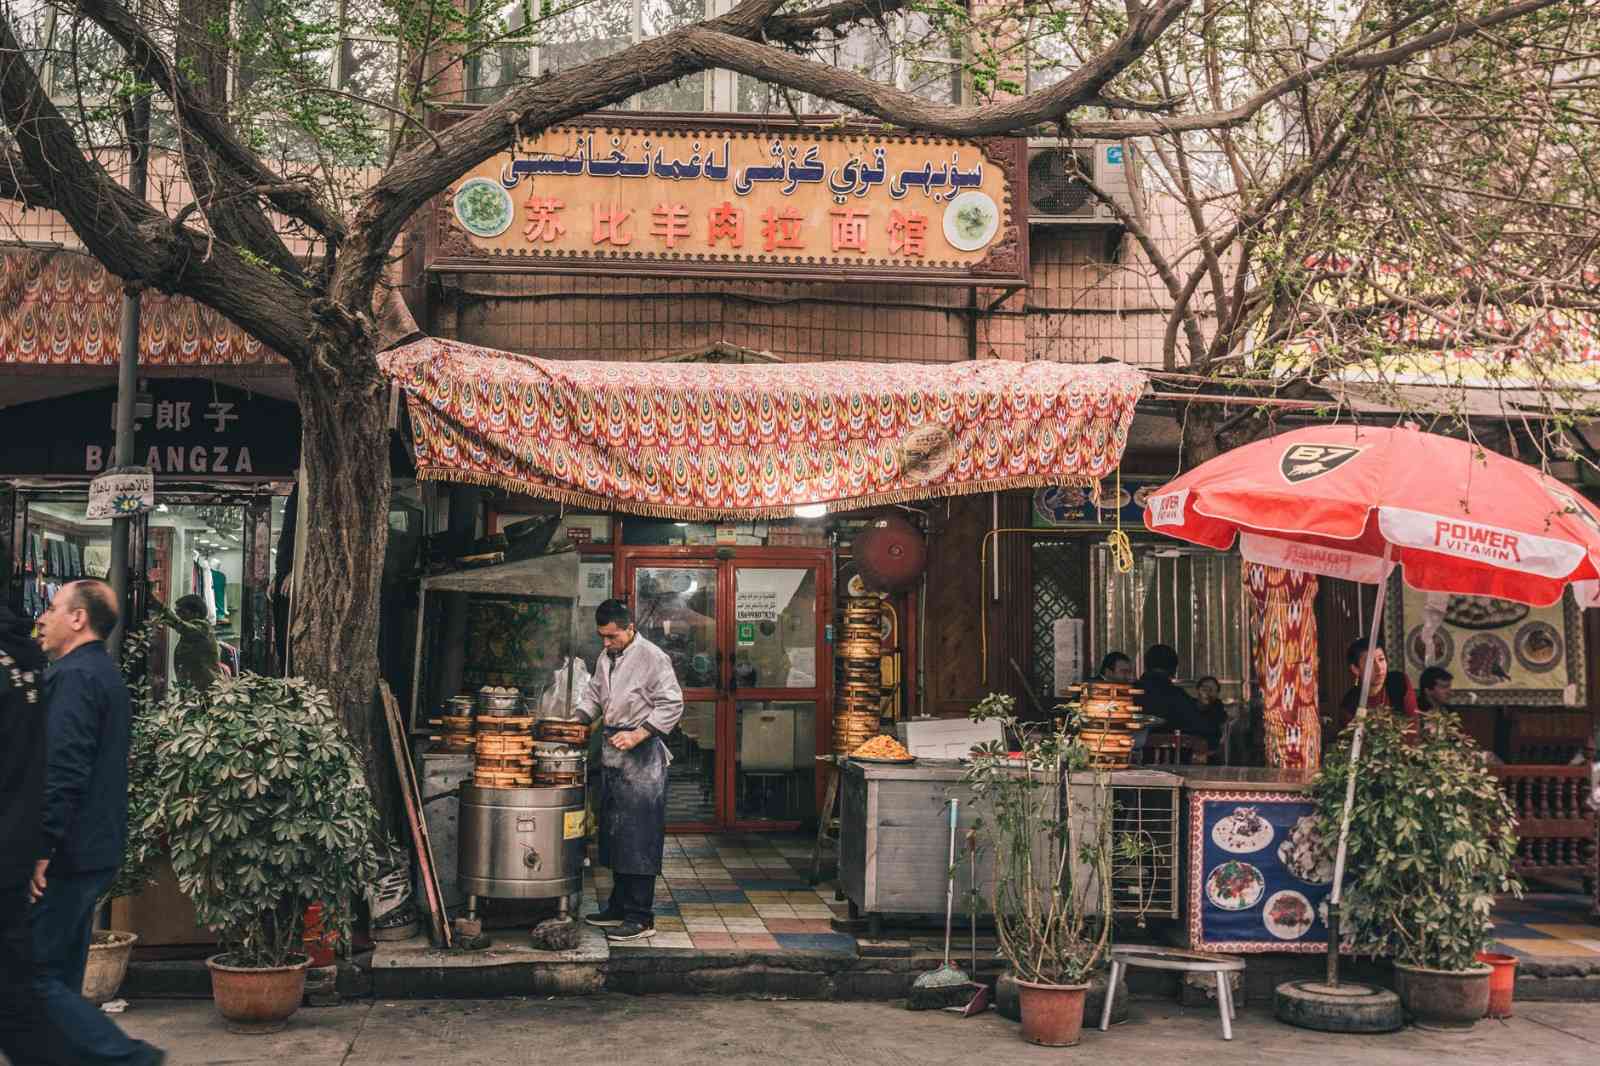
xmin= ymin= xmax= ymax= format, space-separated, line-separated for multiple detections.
xmin=1136 ymin=643 xmax=1221 ymax=750
xmin=0 ymin=539 xmax=49 ymax=1063
xmin=28 ymin=578 xmax=162 ymax=1065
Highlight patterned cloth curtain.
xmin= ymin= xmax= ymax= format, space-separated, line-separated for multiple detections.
xmin=0 ymin=248 xmax=283 ymax=368
xmin=380 ymin=336 xmax=1147 ymax=519
xmin=1246 ymin=564 xmax=1322 ymax=769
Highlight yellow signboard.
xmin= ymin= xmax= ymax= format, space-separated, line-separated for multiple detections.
xmin=562 ymin=809 xmax=586 ymax=840
xmin=429 ymin=117 xmax=1027 ymax=285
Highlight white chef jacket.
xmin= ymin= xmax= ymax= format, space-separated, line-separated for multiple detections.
xmin=574 ymin=633 xmax=684 ymax=737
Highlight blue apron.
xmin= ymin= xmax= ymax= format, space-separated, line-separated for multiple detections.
xmin=597 ymin=726 xmax=669 ymax=876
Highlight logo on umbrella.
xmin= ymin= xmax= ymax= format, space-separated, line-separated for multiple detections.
xmin=1280 ymin=444 xmax=1363 ymax=484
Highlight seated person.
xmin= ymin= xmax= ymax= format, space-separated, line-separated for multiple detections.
xmin=1333 ymin=638 xmax=1417 ymax=735
xmin=1418 ymin=666 xmax=1452 ymax=712
xmin=1136 ymin=643 xmax=1219 ymax=750
xmin=150 ymin=593 xmax=223 ymax=692
xmin=1094 ymin=651 xmax=1135 ymax=684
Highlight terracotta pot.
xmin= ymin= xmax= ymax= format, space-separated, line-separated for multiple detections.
xmin=1394 ymin=962 xmax=1492 ymax=1030
xmin=1475 ymin=952 xmax=1519 ymax=1018
xmin=1015 ymin=978 xmax=1090 ymax=1046
xmin=82 ymin=931 xmax=138 ymax=1005
xmin=206 ymin=953 xmax=310 ymax=1034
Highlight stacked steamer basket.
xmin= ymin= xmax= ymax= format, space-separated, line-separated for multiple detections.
xmin=473 ymin=687 xmax=535 ymax=788
xmin=429 ymin=695 xmax=477 ymax=754
xmin=835 ymin=597 xmax=886 ymax=755
xmin=1065 ymin=681 xmax=1151 ymax=769
xmin=531 ymin=682 xmax=588 ymax=787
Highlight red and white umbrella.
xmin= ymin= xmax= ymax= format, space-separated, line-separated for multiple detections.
xmin=1140 ymin=423 xmax=1600 ymax=984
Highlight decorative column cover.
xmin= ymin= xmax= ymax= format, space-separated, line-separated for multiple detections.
xmin=1246 ymin=564 xmax=1321 ymax=769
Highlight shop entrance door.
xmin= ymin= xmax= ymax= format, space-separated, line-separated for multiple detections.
xmin=619 ymin=548 xmax=831 ymax=831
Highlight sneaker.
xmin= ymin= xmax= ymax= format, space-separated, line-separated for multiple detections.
xmin=606 ymin=921 xmax=656 ymax=942
xmin=584 ymin=908 xmax=626 ymax=928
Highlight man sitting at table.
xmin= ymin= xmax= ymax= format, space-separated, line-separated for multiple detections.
xmin=1136 ymin=644 xmax=1219 ymax=751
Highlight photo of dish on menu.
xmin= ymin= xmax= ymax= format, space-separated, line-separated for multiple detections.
xmin=1189 ymin=793 xmax=1335 ymax=953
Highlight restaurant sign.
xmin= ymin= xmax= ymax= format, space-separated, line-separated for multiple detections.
xmin=428 ymin=117 xmax=1027 ymax=285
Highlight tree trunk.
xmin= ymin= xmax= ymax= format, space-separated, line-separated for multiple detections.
xmin=1179 ymin=402 xmax=1224 ymax=468
xmin=290 ymin=330 xmax=397 ymax=828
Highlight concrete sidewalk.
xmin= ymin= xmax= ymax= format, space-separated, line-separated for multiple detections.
xmin=106 ymin=994 xmax=1599 ymax=1066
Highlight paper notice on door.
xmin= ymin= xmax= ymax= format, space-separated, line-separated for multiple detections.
xmin=1052 ymin=617 xmax=1085 ymax=696
xmin=786 ymin=647 xmax=817 ymax=688
xmin=735 ymin=568 xmax=808 ymax=623
xmin=578 ymin=561 xmax=611 ymax=606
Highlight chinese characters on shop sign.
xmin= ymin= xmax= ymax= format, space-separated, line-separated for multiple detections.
xmin=440 ymin=125 xmax=1019 ymax=279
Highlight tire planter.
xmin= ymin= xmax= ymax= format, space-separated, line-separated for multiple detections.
xmin=1394 ymin=962 xmax=1492 ymax=1030
xmin=1014 ymin=979 xmax=1090 ymax=1047
xmin=206 ymin=953 xmax=310 ymax=1034
xmin=82 ymin=931 xmax=138 ymax=1005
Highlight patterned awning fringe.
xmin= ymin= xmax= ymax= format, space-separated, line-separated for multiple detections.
xmin=381 ymin=336 xmax=1146 ymax=520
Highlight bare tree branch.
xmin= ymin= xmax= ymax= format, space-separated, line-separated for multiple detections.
xmin=0 ymin=16 xmax=315 ymax=362
xmin=74 ymin=0 xmax=345 ymax=244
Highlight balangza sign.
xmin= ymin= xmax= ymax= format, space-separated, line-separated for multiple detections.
xmin=428 ymin=116 xmax=1026 ymax=285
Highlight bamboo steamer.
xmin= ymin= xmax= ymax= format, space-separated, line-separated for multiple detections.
xmin=473 ymin=770 xmax=534 ymax=788
xmin=535 ymin=720 xmax=589 ymax=745
xmin=475 ymin=715 xmax=534 ymax=733
xmin=837 ymin=640 xmax=882 ymax=661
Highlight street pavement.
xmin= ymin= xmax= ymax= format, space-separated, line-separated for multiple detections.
xmin=101 ymin=994 xmax=1599 ymax=1065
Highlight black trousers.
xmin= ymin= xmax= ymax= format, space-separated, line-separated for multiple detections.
xmin=607 ymin=873 xmax=656 ymax=928
xmin=0 ymin=879 xmax=38 ymax=1065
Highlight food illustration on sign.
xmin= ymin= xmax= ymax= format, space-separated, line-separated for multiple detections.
xmin=1461 ymin=633 xmax=1513 ymax=685
xmin=1278 ymin=814 xmax=1333 ymax=884
xmin=1263 ymin=890 xmax=1315 ymax=940
xmin=454 ymin=178 xmax=514 ymax=238
xmin=1406 ymin=624 xmax=1454 ymax=669
xmin=1211 ymin=806 xmax=1274 ymax=854
xmin=1444 ymin=595 xmax=1528 ymax=630
xmin=1205 ymin=860 xmax=1266 ymax=911
xmin=1514 ymin=621 xmax=1562 ymax=672
xmin=943 ymin=191 xmax=999 ymax=251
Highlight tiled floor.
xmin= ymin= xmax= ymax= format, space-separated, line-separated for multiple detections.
xmin=594 ymin=832 xmax=857 ymax=953
xmin=1490 ymin=892 xmax=1600 ymax=959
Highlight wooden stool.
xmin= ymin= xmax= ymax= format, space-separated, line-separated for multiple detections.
xmin=1099 ymin=945 xmax=1246 ymax=1040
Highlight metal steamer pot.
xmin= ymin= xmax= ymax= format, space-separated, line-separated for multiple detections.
xmin=457 ymin=784 xmax=585 ymax=899
xmin=533 ymin=743 xmax=585 ymax=786
xmin=477 ymin=694 xmax=524 ymax=717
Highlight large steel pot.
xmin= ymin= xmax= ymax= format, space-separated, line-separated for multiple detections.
xmin=457 ymin=783 xmax=584 ymax=899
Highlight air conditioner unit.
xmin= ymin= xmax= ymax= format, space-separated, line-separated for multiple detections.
xmin=1026 ymin=139 xmax=1135 ymax=226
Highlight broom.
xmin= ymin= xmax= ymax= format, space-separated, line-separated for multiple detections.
xmin=908 ymin=798 xmax=974 ymax=1010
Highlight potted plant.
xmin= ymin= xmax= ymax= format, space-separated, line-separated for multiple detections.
xmin=83 ymin=627 xmax=164 ymax=1005
xmin=965 ymin=693 xmax=1114 ymax=1047
xmin=148 ymin=672 xmax=379 ymax=1033
xmin=1312 ymin=709 xmax=1521 ymax=1029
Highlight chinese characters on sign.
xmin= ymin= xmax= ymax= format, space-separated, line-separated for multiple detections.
xmin=436 ymin=123 xmax=1024 ymax=283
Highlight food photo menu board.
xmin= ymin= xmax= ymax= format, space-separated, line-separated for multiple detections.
xmin=1186 ymin=791 xmax=1335 ymax=953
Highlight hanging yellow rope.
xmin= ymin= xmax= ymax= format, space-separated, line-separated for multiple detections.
xmin=1105 ymin=468 xmax=1134 ymax=575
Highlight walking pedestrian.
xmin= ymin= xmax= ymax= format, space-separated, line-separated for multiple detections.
xmin=27 ymin=578 xmax=163 ymax=1065
xmin=0 ymin=537 xmax=49 ymax=1063
xmin=577 ymin=599 xmax=683 ymax=943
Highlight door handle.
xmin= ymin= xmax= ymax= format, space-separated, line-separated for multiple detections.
xmin=715 ymin=650 xmax=724 ymax=695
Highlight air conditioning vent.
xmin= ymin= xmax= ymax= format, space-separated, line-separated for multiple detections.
xmin=1028 ymin=146 xmax=1096 ymax=217
xmin=1026 ymin=140 xmax=1135 ymax=227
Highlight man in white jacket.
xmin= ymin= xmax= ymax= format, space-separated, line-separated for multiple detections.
xmin=576 ymin=599 xmax=683 ymax=942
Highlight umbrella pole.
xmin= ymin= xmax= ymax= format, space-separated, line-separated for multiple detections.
xmin=1325 ymin=543 xmax=1393 ymax=987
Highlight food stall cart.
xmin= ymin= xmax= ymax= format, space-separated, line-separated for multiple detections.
xmin=409 ymin=549 xmax=590 ymax=926
xmin=837 ymin=758 xmax=1182 ymax=937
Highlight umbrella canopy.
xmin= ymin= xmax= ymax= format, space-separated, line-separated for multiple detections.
xmin=1139 ymin=422 xmax=1600 ymax=989
xmin=1142 ymin=424 xmax=1600 ymax=606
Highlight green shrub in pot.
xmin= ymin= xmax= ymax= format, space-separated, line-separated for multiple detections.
xmin=1311 ymin=709 xmax=1520 ymax=973
xmin=964 ymin=693 xmax=1114 ymax=1045
xmin=148 ymin=672 xmax=380 ymax=970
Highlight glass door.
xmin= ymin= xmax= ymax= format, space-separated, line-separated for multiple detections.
xmin=629 ymin=561 xmax=722 ymax=828
xmin=730 ymin=564 xmax=827 ymax=827
xmin=622 ymin=549 xmax=830 ymax=830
